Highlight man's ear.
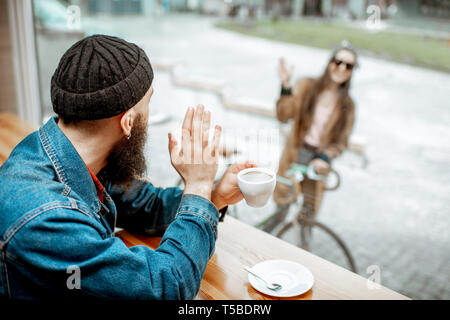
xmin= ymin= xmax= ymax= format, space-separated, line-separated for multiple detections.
xmin=119 ymin=109 xmax=135 ymax=137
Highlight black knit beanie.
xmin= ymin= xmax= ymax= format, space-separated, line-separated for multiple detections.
xmin=51 ymin=34 xmax=153 ymax=120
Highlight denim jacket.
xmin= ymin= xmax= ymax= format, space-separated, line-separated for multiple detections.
xmin=0 ymin=117 xmax=219 ymax=300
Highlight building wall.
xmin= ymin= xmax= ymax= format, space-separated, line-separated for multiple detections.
xmin=88 ymin=0 xmax=143 ymax=14
xmin=0 ymin=0 xmax=18 ymax=115
xmin=395 ymin=0 xmax=420 ymax=18
xmin=347 ymin=0 xmax=366 ymax=18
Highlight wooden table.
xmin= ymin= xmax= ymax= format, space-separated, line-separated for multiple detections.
xmin=117 ymin=216 xmax=409 ymax=300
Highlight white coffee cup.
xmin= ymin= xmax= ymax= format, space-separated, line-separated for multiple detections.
xmin=237 ymin=168 xmax=276 ymax=208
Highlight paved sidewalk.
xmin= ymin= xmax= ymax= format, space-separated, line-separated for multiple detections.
xmin=80 ymin=13 xmax=450 ymax=299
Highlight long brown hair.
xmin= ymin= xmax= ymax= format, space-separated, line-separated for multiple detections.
xmin=293 ymin=46 xmax=357 ymax=147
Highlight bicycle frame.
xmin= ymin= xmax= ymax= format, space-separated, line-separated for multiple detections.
xmin=258 ymin=164 xmax=357 ymax=273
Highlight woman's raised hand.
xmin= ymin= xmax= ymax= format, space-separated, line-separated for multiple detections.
xmin=278 ymin=57 xmax=294 ymax=88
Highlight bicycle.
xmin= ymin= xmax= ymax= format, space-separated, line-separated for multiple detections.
xmin=174 ymin=147 xmax=358 ymax=273
xmin=257 ymin=163 xmax=357 ymax=273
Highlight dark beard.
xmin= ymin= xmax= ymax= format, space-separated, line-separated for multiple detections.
xmin=99 ymin=114 xmax=148 ymax=190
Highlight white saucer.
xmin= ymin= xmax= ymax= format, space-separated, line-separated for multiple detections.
xmin=247 ymin=260 xmax=314 ymax=297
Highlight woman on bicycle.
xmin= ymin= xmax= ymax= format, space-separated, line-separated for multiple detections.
xmin=274 ymin=43 xmax=358 ymax=206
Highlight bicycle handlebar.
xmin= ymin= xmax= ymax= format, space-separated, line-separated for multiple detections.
xmin=275 ymin=175 xmax=301 ymax=205
xmin=275 ymin=165 xmax=341 ymax=205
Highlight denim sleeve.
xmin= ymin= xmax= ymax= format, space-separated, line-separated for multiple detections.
xmin=9 ymin=194 xmax=218 ymax=299
xmin=105 ymin=179 xmax=183 ymax=235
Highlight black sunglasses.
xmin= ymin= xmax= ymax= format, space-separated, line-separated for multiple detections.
xmin=333 ymin=58 xmax=355 ymax=70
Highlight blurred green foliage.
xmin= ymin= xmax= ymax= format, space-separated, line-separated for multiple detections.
xmin=216 ymin=19 xmax=450 ymax=73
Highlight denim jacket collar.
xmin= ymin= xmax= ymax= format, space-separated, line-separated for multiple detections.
xmin=39 ymin=116 xmax=101 ymax=213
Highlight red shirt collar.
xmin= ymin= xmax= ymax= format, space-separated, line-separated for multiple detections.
xmin=87 ymin=167 xmax=104 ymax=203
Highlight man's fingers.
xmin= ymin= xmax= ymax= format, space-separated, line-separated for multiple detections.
xmin=181 ymin=107 xmax=194 ymax=145
xmin=193 ymin=105 xmax=204 ymax=146
xmin=168 ymin=133 xmax=176 ymax=152
xmin=202 ymin=110 xmax=211 ymax=149
xmin=240 ymin=161 xmax=258 ymax=170
xmin=181 ymin=128 xmax=191 ymax=154
xmin=168 ymin=133 xmax=181 ymax=165
xmin=203 ymin=125 xmax=222 ymax=164
xmin=230 ymin=161 xmax=258 ymax=174
xmin=178 ymin=105 xmax=220 ymax=165
xmin=211 ymin=125 xmax=222 ymax=157
xmin=244 ymin=161 xmax=258 ymax=168
xmin=192 ymin=105 xmax=204 ymax=164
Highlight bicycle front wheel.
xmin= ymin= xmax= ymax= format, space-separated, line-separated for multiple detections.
xmin=276 ymin=216 xmax=357 ymax=273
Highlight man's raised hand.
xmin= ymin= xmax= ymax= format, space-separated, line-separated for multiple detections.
xmin=168 ymin=105 xmax=222 ymax=201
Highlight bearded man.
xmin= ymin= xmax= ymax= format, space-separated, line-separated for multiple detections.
xmin=0 ymin=35 xmax=254 ymax=299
